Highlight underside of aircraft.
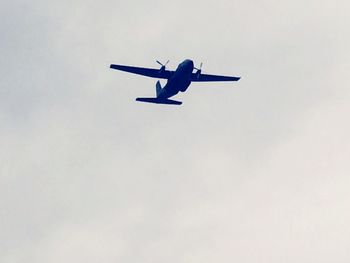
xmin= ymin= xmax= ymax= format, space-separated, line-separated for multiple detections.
xmin=110 ymin=59 xmax=240 ymax=105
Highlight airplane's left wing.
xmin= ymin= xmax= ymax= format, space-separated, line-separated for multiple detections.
xmin=191 ymin=73 xmax=240 ymax=82
xmin=110 ymin=64 xmax=173 ymax=79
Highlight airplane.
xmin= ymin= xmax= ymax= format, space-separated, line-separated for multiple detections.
xmin=110 ymin=59 xmax=240 ymax=105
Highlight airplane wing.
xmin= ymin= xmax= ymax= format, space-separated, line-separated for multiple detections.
xmin=110 ymin=64 xmax=173 ymax=79
xmin=191 ymin=73 xmax=240 ymax=82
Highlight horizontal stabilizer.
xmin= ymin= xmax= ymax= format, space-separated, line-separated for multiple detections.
xmin=136 ymin=97 xmax=182 ymax=105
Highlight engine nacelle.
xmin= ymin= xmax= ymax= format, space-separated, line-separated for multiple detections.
xmin=158 ymin=66 xmax=166 ymax=76
xmin=195 ymin=70 xmax=201 ymax=80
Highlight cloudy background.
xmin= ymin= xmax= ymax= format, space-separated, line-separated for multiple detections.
xmin=1 ymin=0 xmax=350 ymax=262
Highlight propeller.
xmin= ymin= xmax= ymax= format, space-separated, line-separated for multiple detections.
xmin=194 ymin=62 xmax=203 ymax=71
xmin=156 ymin=60 xmax=169 ymax=72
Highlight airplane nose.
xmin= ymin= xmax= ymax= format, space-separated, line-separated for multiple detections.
xmin=182 ymin=59 xmax=194 ymax=71
xmin=187 ymin=60 xmax=194 ymax=69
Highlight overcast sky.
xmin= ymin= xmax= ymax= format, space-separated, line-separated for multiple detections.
xmin=1 ymin=0 xmax=350 ymax=262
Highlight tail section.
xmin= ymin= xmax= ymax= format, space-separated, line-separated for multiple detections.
xmin=136 ymin=81 xmax=182 ymax=105
xmin=156 ymin=81 xmax=162 ymax=97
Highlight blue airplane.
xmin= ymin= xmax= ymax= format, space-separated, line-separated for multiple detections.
xmin=110 ymin=59 xmax=240 ymax=105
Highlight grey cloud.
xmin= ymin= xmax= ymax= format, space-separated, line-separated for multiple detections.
xmin=1 ymin=0 xmax=350 ymax=262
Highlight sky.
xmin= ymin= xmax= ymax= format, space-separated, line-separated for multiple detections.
xmin=1 ymin=0 xmax=350 ymax=262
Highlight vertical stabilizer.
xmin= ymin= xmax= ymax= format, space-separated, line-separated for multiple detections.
xmin=156 ymin=81 xmax=162 ymax=97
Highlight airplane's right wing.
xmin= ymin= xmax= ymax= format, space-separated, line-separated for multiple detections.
xmin=110 ymin=64 xmax=173 ymax=79
xmin=191 ymin=73 xmax=240 ymax=82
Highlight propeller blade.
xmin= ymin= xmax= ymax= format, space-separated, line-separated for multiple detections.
xmin=194 ymin=62 xmax=203 ymax=71
xmin=156 ymin=60 xmax=170 ymax=67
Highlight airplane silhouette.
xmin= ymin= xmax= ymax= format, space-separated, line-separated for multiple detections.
xmin=110 ymin=59 xmax=240 ymax=105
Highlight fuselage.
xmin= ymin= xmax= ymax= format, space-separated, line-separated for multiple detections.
xmin=157 ymin=59 xmax=194 ymax=99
